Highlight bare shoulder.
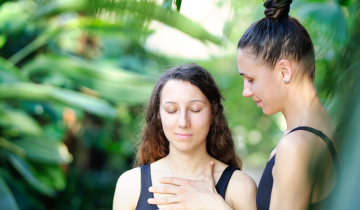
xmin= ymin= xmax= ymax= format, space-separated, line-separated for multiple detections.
xmin=116 ymin=167 xmax=141 ymax=190
xmin=227 ymin=170 xmax=257 ymax=196
xmin=227 ymin=170 xmax=257 ymax=210
xmin=274 ymin=130 xmax=321 ymax=179
xmin=276 ymin=130 xmax=320 ymax=161
xmin=113 ymin=167 xmax=141 ymax=210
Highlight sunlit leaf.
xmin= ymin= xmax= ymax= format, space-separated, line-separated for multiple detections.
xmin=0 ymin=109 xmax=43 ymax=137
xmin=0 ymin=1 xmax=36 ymax=34
xmin=0 ymin=138 xmax=26 ymax=157
xmin=0 ymin=174 xmax=19 ymax=210
xmin=23 ymin=54 xmax=152 ymax=84
xmin=0 ymin=57 xmax=27 ymax=81
xmin=0 ymin=34 xmax=6 ymax=48
xmin=22 ymin=55 xmax=154 ymax=104
xmin=0 ymin=82 xmax=117 ymax=118
xmin=7 ymin=153 xmax=56 ymax=197
xmin=76 ymin=17 xmax=155 ymax=36
xmin=11 ymin=138 xmax=73 ymax=164
xmin=34 ymin=165 xmax=66 ymax=191
xmin=36 ymin=0 xmax=222 ymax=45
xmin=102 ymin=1 xmax=222 ymax=45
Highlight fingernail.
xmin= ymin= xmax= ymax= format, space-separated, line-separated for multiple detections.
xmin=158 ymin=178 xmax=163 ymax=182
xmin=148 ymin=198 xmax=153 ymax=203
xmin=211 ymin=161 xmax=214 ymax=166
xmin=149 ymin=187 xmax=153 ymax=191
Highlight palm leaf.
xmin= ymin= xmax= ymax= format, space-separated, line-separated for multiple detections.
xmin=11 ymin=138 xmax=73 ymax=164
xmin=0 ymin=173 xmax=19 ymax=210
xmin=0 ymin=109 xmax=43 ymax=137
xmin=35 ymin=0 xmax=222 ymax=45
xmin=0 ymin=82 xmax=117 ymax=118
xmin=6 ymin=153 xmax=56 ymax=196
xmin=22 ymin=55 xmax=154 ymax=104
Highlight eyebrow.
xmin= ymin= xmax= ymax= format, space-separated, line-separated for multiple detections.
xmin=239 ymin=72 xmax=250 ymax=76
xmin=163 ymin=99 xmax=205 ymax=105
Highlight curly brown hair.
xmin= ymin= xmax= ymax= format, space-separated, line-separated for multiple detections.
xmin=134 ymin=64 xmax=242 ymax=169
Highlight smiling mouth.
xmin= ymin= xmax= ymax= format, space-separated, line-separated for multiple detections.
xmin=175 ymin=134 xmax=193 ymax=139
xmin=256 ymin=101 xmax=262 ymax=106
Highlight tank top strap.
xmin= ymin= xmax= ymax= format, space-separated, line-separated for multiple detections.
xmin=215 ymin=166 xmax=240 ymax=199
xmin=136 ymin=164 xmax=157 ymax=210
xmin=287 ymin=126 xmax=341 ymax=179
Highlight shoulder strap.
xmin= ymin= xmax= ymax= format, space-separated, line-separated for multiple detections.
xmin=137 ymin=164 xmax=154 ymax=207
xmin=287 ymin=126 xmax=341 ymax=179
xmin=215 ymin=166 xmax=240 ymax=199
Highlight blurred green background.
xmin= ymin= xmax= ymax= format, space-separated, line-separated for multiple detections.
xmin=0 ymin=0 xmax=359 ymax=209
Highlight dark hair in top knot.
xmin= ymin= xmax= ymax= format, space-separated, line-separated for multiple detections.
xmin=238 ymin=0 xmax=315 ymax=81
xmin=264 ymin=0 xmax=293 ymax=19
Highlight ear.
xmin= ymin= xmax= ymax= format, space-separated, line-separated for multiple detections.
xmin=277 ymin=59 xmax=292 ymax=84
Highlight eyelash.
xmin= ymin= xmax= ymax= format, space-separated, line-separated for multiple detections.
xmin=166 ymin=110 xmax=200 ymax=114
xmin=248 ymin=79 xmax=254 ymax=83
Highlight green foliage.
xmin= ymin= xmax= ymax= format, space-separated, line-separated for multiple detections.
xmin=0 ymin=0 xmax=358 ymax=209
xmin=7 ymin=153 xmax=56 ymax=196
xmin=0 ymin=0 xmax=224 ymax=209
xmin=0 ymin=173 xmax=19 ymax=210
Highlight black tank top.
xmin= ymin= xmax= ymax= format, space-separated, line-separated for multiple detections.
xmin=256 ymin=126 xmax=341 ymax=210
xmin=135 ymin=164 xmax=240 ymax=210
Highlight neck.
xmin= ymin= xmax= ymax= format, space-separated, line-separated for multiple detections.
xmin=167 ymin=143 xmax=210 ymax=179
xmin=281 ymin=80 xmax=325 ymax=131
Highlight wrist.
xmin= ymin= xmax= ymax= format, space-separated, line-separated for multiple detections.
xmin=214 ymin=193 xmax=233 ymax=210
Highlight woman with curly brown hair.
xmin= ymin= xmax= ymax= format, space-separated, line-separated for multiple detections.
xmin=112 ymin=64 xmax=257 ymax=210
xmin=147 ymin=0 xmax=342 ymax=210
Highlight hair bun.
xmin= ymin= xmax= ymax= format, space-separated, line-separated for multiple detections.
xmin=264 ymin=0 xmax=292 ymax=19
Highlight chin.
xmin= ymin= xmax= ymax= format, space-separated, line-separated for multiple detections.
xmin=172 ymin=140 xmax=205 ymax=153
xmin=262 ymin=108 xmax=277 ymax=115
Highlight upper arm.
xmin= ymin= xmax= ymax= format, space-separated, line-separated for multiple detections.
xmin=226 ymin=170 xmax=257 ymax=210
xmin=113 ymin=168 xmax=141 ymax=210
xmin=270 ymin=134 xmax=316 ymax=210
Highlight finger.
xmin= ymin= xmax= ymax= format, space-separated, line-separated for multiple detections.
xmin=204 ymin=161 xmax=217 ymax=192
xmin=148 ymin=195 xmax=181 ymax=205
xmin=157 ymin=203 xmax=182 ymax=210
xmin=158 ymin=177 xmax=190 ymax=186
xmin=204 ymin=160 xmax=215 ymax=180
xmin=149 ymin=186 xmax=178 ymax=194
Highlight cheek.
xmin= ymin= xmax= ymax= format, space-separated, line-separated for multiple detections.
xmin=254 ymin=78 xmax=274 ymax=98
xmin=191 ymin=110 xmax=212 ymax=133
xmin=160 ymin=111 xmax=177 ymax=131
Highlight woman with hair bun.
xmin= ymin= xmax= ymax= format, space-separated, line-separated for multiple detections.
xmin=149 ymin=0 xmax=342 ymax=210
xmin=113 ymin=64 xmax=257 ymax=210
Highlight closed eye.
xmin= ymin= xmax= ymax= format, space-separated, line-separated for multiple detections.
xmin=191 ymin=110 xmax=200 ymax=113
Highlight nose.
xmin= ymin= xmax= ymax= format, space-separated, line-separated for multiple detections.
xmin=178 ymin=110 xmax=190 ymax=128
xmin=242 ymin=80 xmax=253 ymax=98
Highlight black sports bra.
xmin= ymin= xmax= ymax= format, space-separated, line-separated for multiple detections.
xmin=256 ymin=126 xmax=341 ymax=210
xmin=135 ymin=164 xmax=240 ymax=210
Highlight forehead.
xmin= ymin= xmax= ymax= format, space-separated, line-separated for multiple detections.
xmin=237 ymin=49 xmax=265 ymax=76
xmin=160 ymin=80 xmax=208 ymax=103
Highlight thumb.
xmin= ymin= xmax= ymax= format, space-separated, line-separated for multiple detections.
xmin=204 ymin=160 xmax=215 ymax=182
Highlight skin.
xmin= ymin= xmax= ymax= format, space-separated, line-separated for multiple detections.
xmin=113 ymin=80 xmax=257 ymax=210
xmin=149 ymin=50 xmax=340 ymax=210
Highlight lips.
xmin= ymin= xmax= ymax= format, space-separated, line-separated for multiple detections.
xmin=175 ymin=133 xmax=193 ymax=139
xmin=255 ymin=100 xmax=262 ymax=106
